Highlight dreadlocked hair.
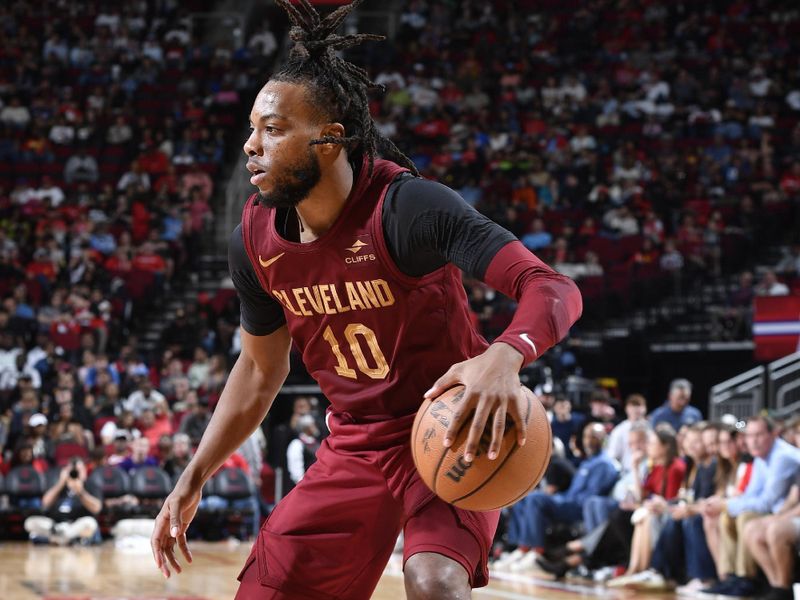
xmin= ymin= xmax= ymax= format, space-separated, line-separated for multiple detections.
xmin=273 ymin=0 xmax=419 ymax=177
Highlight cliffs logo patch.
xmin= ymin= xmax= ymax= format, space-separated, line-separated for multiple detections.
xmin=347 ymin=240 xmax=367 ymax=254
xmin=345 ymin=236 xmax=377 ymax=266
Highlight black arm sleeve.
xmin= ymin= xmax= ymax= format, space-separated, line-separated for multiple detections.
xmin=228 ymin=224 xmax=286 ymax=336
xmin=382 ymin=176 xmax=517 ymax=279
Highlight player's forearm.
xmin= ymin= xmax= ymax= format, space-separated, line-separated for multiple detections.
xmin=484 ymin=241 xmax=583 ymax=365
xmin=181 ymin=352 xmax=288 ymax=488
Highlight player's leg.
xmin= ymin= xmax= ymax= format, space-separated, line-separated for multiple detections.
xmin=234 ymin=441 xmax=404 ymax=600
xmin=403 ymin=496 xmax=500 ymax=599
xmin=405 ymin=552 xmax=470 ymax=600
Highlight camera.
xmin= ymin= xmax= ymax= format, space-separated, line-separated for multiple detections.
xmin=68 ymin=459 xmax=80 ymax=479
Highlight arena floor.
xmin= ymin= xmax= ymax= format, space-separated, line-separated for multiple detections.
xmin=0 ymin=541 xmax=673 ymax=599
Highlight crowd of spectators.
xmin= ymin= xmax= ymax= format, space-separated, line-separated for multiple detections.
xmin=363 ymin=0 xmax=800 ymax=331
xmin=0 ymin=1 xmax=283 ymax=541
xmin=3 ymin=1 xmax=800 ymax=587
xmin=495 ymin=378 xmax=800 ymax=600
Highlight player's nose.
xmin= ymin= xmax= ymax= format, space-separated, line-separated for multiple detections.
xmin=243 ymin=131 xmax=261 ymax=157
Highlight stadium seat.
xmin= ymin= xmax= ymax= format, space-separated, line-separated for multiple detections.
xmin=130 ymin=466 xmax=172 ymax=500
xmin=88 ymin=466 xmax=131 ymax=499
xmin=6 ymin=466 xmax=45 ymax=499
xmin=212 ymin=468 xmax=254 ymax=501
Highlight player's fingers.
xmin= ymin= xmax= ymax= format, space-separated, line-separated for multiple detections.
xmin=424 ymin=364 xmax=460 ymax=399
xmin=508 ymin=387 xmax=529 ymax=446
xmin=164 ymin=541 xmax=183 ymax=575
xmin=488 ymin=402 xmax=507 ymax=460
xmin=169 ymin=501 xmax=183 ymax=539
xmin=443 ymin=386 xmax=477 ymax=448
xmin=151 ymin=513 xmax=167 ymax=569
xmin=177 ymin=533 xmax=193 ymax=564
xmin=158 ymin=548 xmax=171 ymax=578
xmin=463 ymin=393 xmax=492 ymax=463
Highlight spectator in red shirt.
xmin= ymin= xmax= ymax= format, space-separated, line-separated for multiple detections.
xmin=780 ymin=162 xmax=800 ymax=197
xmin=104 ymin=248 xmax=133 ymax=274
xmin=132 ymin=242 xmax=166 ymax=275
xmin=153 ymin=164 xmax=179 ymax=196
xmin=620 ymin=425 xmax=686 ymax=576
xmin=26 ymin=248 xmax=58 ymax=283
xmin=50 ymin=312 xmax=82 ymax=355
xmin=139 ymin=404 xmax=173 ymax=447
xmin=137 ymin=143 xmax=169 ymax=177
xmin=179 ymin=162 xmax=213 ymax=203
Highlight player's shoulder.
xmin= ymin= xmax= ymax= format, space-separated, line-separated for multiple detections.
xmin=388 ymin=175 xmax=471 ymax=215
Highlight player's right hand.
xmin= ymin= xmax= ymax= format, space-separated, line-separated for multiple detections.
xmin=150 ymin=482 xmax=201 ymax=578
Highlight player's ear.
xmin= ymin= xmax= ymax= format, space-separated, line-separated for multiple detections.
xmin=319 ymin=122 xmax=346 ymax=156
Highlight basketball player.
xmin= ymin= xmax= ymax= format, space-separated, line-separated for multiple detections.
xmin=150 ymin=1 xmax=582 ymax=598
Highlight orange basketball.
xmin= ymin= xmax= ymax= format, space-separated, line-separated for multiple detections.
xmin=411 ymin=384 xmax=552 ymax=512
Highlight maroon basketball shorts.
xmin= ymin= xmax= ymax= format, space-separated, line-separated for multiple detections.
xmin=235 ymin=412 xmax=500 ymax=600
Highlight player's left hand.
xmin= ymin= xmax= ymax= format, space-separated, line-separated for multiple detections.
xmin=424 ymin=342 xmax=526 ymax=463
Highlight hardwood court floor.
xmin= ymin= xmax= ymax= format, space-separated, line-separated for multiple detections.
xmin=0 ymin=541 xmax=673 ymax=599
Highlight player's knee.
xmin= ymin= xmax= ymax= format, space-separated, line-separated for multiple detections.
xmin=405 ymin=557 xmax=470 ymax=600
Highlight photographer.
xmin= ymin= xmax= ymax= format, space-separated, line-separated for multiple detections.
xmin=23 ymin=458 xmax=103 ymax=545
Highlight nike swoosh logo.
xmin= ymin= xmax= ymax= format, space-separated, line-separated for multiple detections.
xmin=258 ymin=253 xmax=285 ymax=269
xmin=519 ymin=333 xmax=538 ymax=357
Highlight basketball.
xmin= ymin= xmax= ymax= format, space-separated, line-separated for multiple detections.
xmin=411 ymin=384 xmax=552 ymax=512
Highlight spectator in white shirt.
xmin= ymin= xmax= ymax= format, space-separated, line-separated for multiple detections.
xmin=755 ymin=270 xmax=790 ymax=297
xmin=0 ymin=97 xmax=31 ymax=128
xmin=248 ymin=27 xmax=277 ymax=58
xmin=607 ymin=394 xmax=650 ymax=470
xmin=64 ymin=150 xmax=99 ymax=184
xmin=49 ymin=117 xmax=75 ymax=145
xmin=287 ymin=415 xmax=321 ymax=485
xmin=123 ymin=378 xmax=167 ymax=418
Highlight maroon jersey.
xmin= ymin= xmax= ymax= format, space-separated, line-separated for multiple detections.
xmin=241 ymin=158 xmax=489 ymax=422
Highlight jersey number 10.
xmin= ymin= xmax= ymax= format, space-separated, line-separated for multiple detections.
xmin=322 ymin=323 xmax=389 ymax=380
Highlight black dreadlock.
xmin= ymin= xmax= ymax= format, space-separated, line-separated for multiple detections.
xmin=273 ymin=0 xmax=419 ymax=177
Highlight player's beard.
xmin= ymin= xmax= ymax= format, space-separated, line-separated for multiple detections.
xmin=258 ymin=147 xmax=322 ymax=209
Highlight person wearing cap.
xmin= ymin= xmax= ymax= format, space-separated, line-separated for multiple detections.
xmin=649 ymin=379 xmax=702 ymax=433
xmin=27 ymin=412 xmax=50 ymax=461
xmin=106 ymin=429 xmax=131 ymax=466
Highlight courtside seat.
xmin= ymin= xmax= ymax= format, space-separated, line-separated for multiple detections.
xmin=130 ymin=466 xmax=172 ymax=518
xmin=6 ymin=466 xmax=45 ymax=502
xmin=131 ymin=466 xmax=172 ymax=500
xmin=213 ymin=468 xmax=254 ymax=501
xmin=88 ymin=466 xmax=131 ymax=500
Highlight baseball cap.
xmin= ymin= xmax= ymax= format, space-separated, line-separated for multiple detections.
xmin=28 ymin=413 xmax=48 ymax=428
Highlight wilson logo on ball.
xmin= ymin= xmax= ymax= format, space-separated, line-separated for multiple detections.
xmin=445 ymin=430 xmax=492 ymax=483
